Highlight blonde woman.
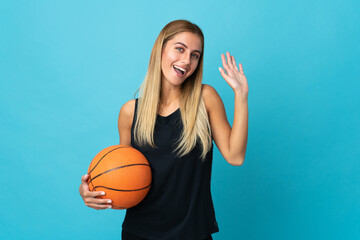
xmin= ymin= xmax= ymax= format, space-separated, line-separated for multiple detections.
xmin=79 ymin=19 xmax=249 ymax=240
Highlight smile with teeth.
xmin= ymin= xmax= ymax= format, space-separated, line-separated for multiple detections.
xmin=173 ymin=65 xmax=187 ymax=77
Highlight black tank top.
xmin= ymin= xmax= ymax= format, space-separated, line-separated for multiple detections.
xmin=122 ymin=98 xmax=219 ymax=240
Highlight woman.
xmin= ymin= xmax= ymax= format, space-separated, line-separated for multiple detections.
xmin=79 ymin=19 xmax=249 ymax=240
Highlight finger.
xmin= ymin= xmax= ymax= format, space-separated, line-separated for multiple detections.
xmin=226 ymin=52 xmax=235 ymax=70
xmin=239 ymin=63 xmax=244 ymax=74
xmin=86 ymin=190 xmax=106 ymax=198
xmin=219 ymin=67 xmax=230 ymax=82
xmin=81 ymin=175 xmax=90 ymax=191
xmin=86 ymin=202 xmax=112 ymax=210
xmin=84 ymin=195 xmax=112 ymax=209
xmin=219 ymin=67 xmax=226 ymax=76
xmin=87 ymin=196 xmax=112 ymax=205
xmin=93 ymin=198 xmax=112 ymax=205
xmin=221 ymin=54 xmax=231 ymax=73
xmin=232 ymin=56 xmax=238 ymax=71
xmin=81 ymin=174 xmax=89 ymax=184
xmin=219 ymin=67 xmax=236 ymax=88
xmin=82 ymin=183 xmax=89 ymax=191
xmin=98 ymin=198 xmax=112 ymax=204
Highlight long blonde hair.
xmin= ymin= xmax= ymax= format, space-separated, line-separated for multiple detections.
xmin=134 ymin=20 xmax=212 ymax=160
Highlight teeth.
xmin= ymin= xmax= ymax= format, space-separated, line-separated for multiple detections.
xmin=174 ymin=65 xmax=186 ymax=73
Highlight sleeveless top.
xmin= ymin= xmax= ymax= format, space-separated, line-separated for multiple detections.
xmin=122 ymin=98 xmax=219 ymax=240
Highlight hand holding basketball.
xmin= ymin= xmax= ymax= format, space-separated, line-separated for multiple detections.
xmin=79 ymin=174 xmax=112 ymax=210
xmin=87 ymin=145 xmax=152 ymax=210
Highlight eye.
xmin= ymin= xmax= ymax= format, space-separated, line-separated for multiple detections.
xmin=192 ymin=53 xmax=200 ymax=59
xmin=176 ymin=47 xmax=184 ymax=52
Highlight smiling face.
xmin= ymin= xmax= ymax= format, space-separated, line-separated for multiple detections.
xmin=161 ymin=32 xmax=203 ymax=87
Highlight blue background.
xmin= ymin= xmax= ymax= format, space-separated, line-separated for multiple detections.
xmin=1 ymin=0 xmax=359 ymax=239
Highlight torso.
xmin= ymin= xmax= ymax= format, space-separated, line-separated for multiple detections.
xmin=125 ymin=84 xmax=211 ymax=129
xmin=157 ymin=104 xmax=180 ymax=117
xmin=122 ymin=96 xmax=219 ymax=239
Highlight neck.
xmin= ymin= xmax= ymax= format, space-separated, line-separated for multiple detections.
xmin=159 ymin=79 xmax=181 ymax=107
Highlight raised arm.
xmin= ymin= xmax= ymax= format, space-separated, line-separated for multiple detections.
xmin=202 ymin=52 xmax=249 ymax=166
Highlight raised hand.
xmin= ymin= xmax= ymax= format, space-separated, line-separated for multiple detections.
xmin=219 ymin=52 xmax=249 ymax=99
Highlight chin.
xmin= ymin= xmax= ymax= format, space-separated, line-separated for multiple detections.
xmin=163 ymin=76 xmax=188 ymax=87
xmin=170 ymin=79 xmax=187 ymax=87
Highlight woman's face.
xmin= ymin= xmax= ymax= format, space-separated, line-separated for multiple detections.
xmin=161 ymin=32 xmax=202 ymax=87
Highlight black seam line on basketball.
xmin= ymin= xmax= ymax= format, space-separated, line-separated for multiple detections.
xmin=89 ymin=146 xmax=129 ymax=175
xmin=88 ymin=163 xmax=150 ymax=185
xmin=88 ymin=176 xmax=104 ymax=199
xmin=89 ymin=146 xmax=128 ymax=174
xmin=93 ymin=184 xmax=151 ymax=192
xmin=90 ymin=176 xmax=95 ymax=192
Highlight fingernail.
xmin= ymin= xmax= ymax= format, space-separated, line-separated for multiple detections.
xmin=101 ymin=192 xmax=105 ymax=195
xmin=108 ymin=206 xmax=112 ymax=209
xmin=219 ymin=67 xmax=221 ymax=72
xmin=107 ymin=200 xmax=112 ymax=203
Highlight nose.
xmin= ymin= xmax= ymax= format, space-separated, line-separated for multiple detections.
xmin=180 ymin=52 xmax=191 ymax=65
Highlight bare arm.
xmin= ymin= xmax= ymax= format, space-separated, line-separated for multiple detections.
xmin=203 ymin=52 xmax=249 ymax=166
xmin=79 ymin=99 xmax=135 ymax=209
xmin=117 ymin=99 xmax=135 ymax=146
xmin=203 ymin=84 xmax=248 ymax=166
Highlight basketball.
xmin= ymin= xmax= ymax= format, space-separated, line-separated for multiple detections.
xmin=87 ymin=145 xmax=152 ymax=209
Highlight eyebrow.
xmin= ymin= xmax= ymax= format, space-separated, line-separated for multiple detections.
xmin=174 ymin=42 xmax=201 ymax=54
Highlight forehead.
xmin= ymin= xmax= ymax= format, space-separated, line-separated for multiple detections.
xmin=168 ymin=32 xmax=202 ymax=51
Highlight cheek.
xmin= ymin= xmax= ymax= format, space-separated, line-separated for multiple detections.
xmin=190 ymin=61 xmax=199 ymax=74
xmin=167 ymin=52 xmax=178 ymax=63
xmin=162 ymin=52 xmax=177 ymax=69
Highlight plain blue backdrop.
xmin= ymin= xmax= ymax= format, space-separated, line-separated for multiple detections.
xmin=0 ymin=0 xmax=359 ymax=239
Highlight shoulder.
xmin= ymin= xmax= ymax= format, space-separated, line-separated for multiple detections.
xmin=201 ymin=84 xmax=222 ymax=113
xmin=118 ymin=99 xmax=136 ymax=146
xmin=118 ymin=99 xmax=136 ymax=125
xmin=202 ymin=84 xmax=218 ymax=98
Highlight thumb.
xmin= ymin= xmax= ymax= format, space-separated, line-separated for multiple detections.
xmin=219 ymin=67 xmax=232 ymax=86
xmin=81 ymin=174 xmax=90 ymax=184
xmin=219 ymin=67 xmax=229 ymax=80
xmin=81 ymin=175 xmax=90 ymax=191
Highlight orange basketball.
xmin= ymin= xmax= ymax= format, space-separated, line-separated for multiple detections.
xmin=87 ymin=145 xmax=152 ymax=209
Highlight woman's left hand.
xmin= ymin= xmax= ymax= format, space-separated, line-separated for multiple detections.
xmin=219 ymin=52 xmax=249 ymax=99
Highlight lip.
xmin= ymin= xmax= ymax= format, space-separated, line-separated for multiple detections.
xmin=173 ymin=65 xmax=185 ymax=78
xmin=173 ymin=65 xmax=188 ymax=73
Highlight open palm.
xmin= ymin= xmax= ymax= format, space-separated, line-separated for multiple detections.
xmin=219 ymin=51 xmax=249 ymax=99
